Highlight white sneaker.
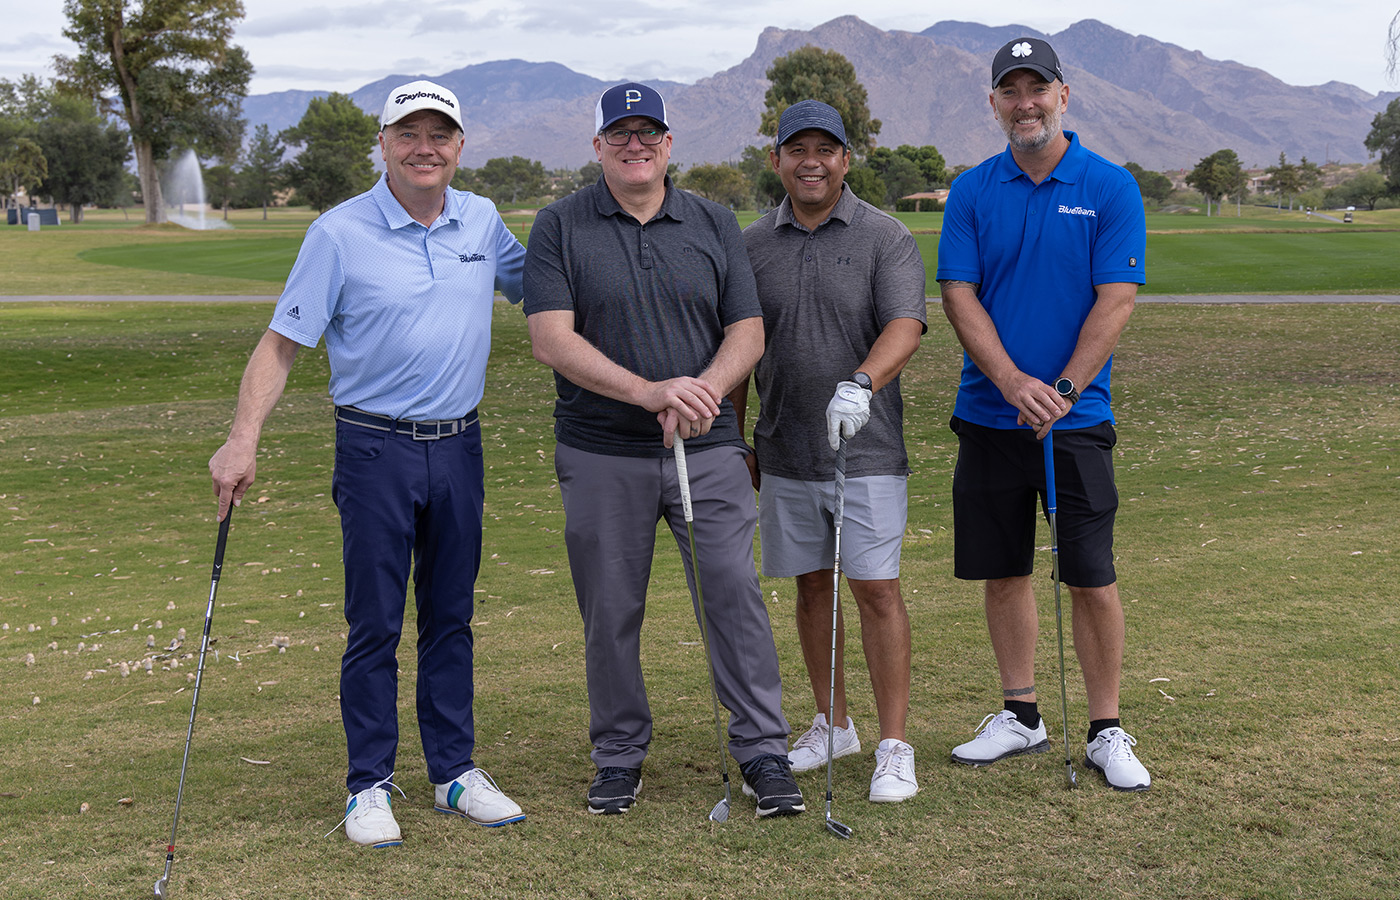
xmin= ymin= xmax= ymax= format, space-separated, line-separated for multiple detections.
xmin=1085 ymin=727 xmax=1151 ymax=792
xmin=869 ymin=739 xmax=918 ymax=802
xmin=787 ymin=713 xmax=862 ymax=774
xmin=950 ymin=710 xmax=1049 ymax=766
xmin=336 ymin=776 xmax=404 ymax=848
xmin=434 ymin=767 xmax=526 ymax=826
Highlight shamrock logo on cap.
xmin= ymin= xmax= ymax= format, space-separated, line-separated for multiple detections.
xmin=1011 ymin=41 xmax=1033 ymax=58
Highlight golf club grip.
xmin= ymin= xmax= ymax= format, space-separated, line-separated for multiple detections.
xmin=673 ymin=434 xmax=693 ymax=523
xmin=833 ymin=439 xmax=846 ymax=529
xmin=1042 ymin=429 xmax=1056 ymax=514
xmin=210 ymin=509 xmax=232 ymax=583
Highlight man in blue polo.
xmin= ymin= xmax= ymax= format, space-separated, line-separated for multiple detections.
xmin=209 ymin=80 xmax=527 ymax=846
xmin=524 ymin=82 xmax=802 ymax=818
xmin=937 ymin=38 xmax=1151 ymax=791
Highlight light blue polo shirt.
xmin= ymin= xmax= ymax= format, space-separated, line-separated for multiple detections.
xmin=937 ymin=131 xmax=1145 ymax=429
xmin=271 ymin=175 xmax=525 ymax=421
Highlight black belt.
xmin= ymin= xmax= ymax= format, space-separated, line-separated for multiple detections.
xmin=334 ymin=406 xmax=478 ymax=441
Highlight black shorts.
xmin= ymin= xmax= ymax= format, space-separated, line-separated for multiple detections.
xmin=949 ymin=416 xmax=1118 ymax=587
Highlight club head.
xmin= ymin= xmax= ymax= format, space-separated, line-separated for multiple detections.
xmin=708 ymin=798 xmax=730 ymax=823
xmin=154 ymin=877 xmax=168 ymax=900
xmin=1065 ymin=762 xmax=1078 ymax=788
xmin=825 ymin=816 xmax=852 ymax=839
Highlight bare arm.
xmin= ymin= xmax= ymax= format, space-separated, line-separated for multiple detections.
xmin=659 ymin=316 xmax=764 ymax=448
xmin=940 ymin=279 xmax=1063 ymax=439
xmin=526 ymin=307 xmax=723 ymax=425
xmin=208 ymin=329 xmax=301 ymax=520
xmin=941 ymin=280 xmax=1136 ymax=439
xmin=854 ymin=317 xmax=924 ymax=391
xmin=1059 ymin=281 xmax=1137 ymax=397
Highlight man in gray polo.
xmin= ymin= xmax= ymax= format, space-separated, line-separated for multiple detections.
xmin=523 ymin=82 xmax=802 ymax=818
xmin=738 ymin=100 xmax=926 ymax=802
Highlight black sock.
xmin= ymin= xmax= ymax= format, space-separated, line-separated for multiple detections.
xmin=1004 ymin=700 xmax=1040 ymax=730
xmin=1088 ymin=718 xmax=1121 ymax=743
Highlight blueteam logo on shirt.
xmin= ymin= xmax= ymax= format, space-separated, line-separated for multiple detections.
xmin=458 ymin=252 xmax=487 ymax=263
xmin=286 ymin=305 xmax=301 ymax=320
xmin=1058 ymin=205 xmax=1097 ymax=217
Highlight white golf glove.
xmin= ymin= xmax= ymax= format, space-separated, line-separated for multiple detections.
xmin=826 ymin=381 xmax=872 ymax=451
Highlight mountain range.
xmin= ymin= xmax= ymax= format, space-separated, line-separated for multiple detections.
xmin=242 ymin=16 xmax=1399 ymax=173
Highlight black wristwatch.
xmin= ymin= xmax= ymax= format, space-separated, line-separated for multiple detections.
xmin=1054 ymin=376 xmax=1080 ymax=405
xmin=851 ymin=372 xmax=873 ymax=392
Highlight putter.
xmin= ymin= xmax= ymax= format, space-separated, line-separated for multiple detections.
xmin=673 ymin=434 xmax=731 ymax=823
xmin=824 ymin=438 xmax=853 ymax=838
xmin=155 ymin=510 xmax=233 ymax=900
xmin=1042 ymin=430 xmax=1078 ymax=789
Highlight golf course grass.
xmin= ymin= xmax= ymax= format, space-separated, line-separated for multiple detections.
xmin=2 ymin=288 xmax=1397 ymax=897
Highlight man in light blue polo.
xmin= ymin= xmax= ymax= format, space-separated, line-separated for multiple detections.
xmin=937 ymin=38 xmax=1151 ymax=791
xmin=209 ymin=80 xmax=527 ymax=845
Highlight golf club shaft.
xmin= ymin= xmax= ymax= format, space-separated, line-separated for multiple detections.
xmin=1043 ymin=431 xmax=1076 ymax=786
xmin=825 ymin=438 xmax=850 ymax=836
xmin=160 ymin=510 xmax=231 ymax=890
xmin=673 ymin=435 xmax=732 ymax=813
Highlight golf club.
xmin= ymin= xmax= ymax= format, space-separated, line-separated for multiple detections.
xmin=1042 ymin=429 xmax=1078 ymax=789
xmin=673 ymin=434 xmax=731 ymax=823
xmin=155 ymin=509 xmax=233 ymax=899
xmin=824 ymin=438 xmax=853 ymax=839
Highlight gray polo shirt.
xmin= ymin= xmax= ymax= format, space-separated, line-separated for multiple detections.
xmin=523 ymin=176 xmax=763 ymax=457
xmin=743 ymin=184 xmax=927 ymax=480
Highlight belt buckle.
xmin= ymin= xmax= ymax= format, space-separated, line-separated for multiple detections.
xmin=411 ymin=419 xmax=457 ymax=441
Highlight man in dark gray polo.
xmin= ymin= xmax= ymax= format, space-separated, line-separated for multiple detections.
xmin=738 ymin=100 xmax=926 ymax=803
xmin=522 ymin=82 xmax=801 ymax=819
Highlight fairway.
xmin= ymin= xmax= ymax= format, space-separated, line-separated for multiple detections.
xmin=1 ymin=300 xmax=1396 ymax=899
xmin=78 ymin=238 xmax=302 ymax=283
xmin=5 ymin=205 xmax=1400 ymax=297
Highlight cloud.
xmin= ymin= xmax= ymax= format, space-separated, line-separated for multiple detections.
xmin=240 ymin=1 xmax=423 ymax=37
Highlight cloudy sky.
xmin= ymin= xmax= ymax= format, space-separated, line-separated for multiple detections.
xmin=4 ymin=1 xmax=1396 ymax=98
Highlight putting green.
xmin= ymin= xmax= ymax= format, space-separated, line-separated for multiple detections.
xmin=78 ymin=237 xmax=302 ymax=282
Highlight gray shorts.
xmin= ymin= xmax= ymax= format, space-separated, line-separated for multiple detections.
xmin=757 ymin=473 xmax=907 ymax=580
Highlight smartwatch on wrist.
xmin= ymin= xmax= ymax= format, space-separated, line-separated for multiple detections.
xmin=851 ymin=372 xmax=873 ymax=392
xmin=1054 ymin=376 xmax=1080 ymax=406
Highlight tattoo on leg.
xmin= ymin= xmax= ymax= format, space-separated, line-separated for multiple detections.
xmin=1003 ymin=685 xmax=1036 ymax=697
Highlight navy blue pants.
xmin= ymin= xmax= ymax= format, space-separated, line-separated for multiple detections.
xmin=331 ymin=418 xmax=484 ymax=792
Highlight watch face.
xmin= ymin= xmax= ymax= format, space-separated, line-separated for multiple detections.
xmin=1055 ymin=377 xmax=1074 ymax=396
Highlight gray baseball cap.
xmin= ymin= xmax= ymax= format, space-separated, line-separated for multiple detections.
xmin=775 ymin=100 xmax=848 ymax=148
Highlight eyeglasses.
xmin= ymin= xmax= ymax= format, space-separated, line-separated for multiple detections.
xmin=601 ymin=127 xmax=666 ymax=146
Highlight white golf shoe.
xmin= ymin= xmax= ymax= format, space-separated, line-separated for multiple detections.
xmin=950 ymin=710 xmax=1049 ymax=766
xmin=434 ymin=767 xmax=526 ymax=826
xmin=869 ymin=738 xmax=918 ymax=802
xmin=1085 ymin=727 xmax=1151 ymax=792
xmin=339 ymin=777 xmax=404 ymax=848
xmin=787 ymin=713 xmax=862 ymax=774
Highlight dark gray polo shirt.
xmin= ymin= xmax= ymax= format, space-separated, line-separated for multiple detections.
xmin=523 ymin=176 xmax=763 ymax=457
xmin=743 ymin=184 xmax=927 ymax=480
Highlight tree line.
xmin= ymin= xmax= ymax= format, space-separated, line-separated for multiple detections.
xmin=5 ymin=2 xmax=1400 ymax=222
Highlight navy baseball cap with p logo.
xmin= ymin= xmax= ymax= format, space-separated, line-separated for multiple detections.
xmin=596 ymin=82 xmax=669 ymax=132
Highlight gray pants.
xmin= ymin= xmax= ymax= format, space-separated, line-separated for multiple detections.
xmin=555 ymin=442 xmax=790 ymax=769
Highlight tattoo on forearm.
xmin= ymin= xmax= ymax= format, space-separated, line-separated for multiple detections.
xmin=939 ymin=279 xmax=980 ymax=290
xmin=1003 ymin=685 xmax=1035 ymax=697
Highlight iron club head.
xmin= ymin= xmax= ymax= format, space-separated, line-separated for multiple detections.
xmin=154 ymin=876 xmax=168 ymax=899
xmin=1065 ymin=760 xmax=1078 ymax=788
xmin=825 ymin=815 xmax=853 ymax=839
xmin=708 ymin=798 xmax=730 ymax=823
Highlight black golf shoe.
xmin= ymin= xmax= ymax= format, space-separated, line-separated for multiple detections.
xmin=739 ymin=753 xmax=805 ymax=817
xmin=587 ymin=766 xmax=642 ymax=814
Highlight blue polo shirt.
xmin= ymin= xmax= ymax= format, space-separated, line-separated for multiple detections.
xmin=270 ymin=175 xmax=525 ymax=420
xmin=937 ymin=131 xmax=1145 ymax=429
